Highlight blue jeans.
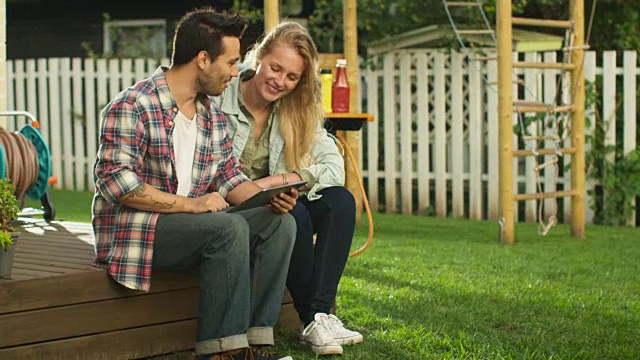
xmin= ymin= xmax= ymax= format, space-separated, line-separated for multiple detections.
xmin=152 ymin=207 xmax=296 ymax=356
xmin=287 ymin=186 xmax=356 ymax=324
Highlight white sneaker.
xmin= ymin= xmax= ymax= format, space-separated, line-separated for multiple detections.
xmin=299 ymin=313 xmax=343 ymax=355
xmin=325 ymin=314 xmax=364 ymax=345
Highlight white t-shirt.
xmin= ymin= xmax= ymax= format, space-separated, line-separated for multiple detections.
xmin=173 ymin=111 xmax=197 ymax=196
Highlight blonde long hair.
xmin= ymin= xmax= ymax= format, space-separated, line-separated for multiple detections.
xmin=247 ymin=22 xmax=323 ymax=171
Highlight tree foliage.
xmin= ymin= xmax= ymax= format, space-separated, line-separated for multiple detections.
xmin=303 ymin=0 xmax=640 ymax=55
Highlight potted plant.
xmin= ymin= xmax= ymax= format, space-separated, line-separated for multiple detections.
xmin=0 ymin=179 xmax=20 ymax=278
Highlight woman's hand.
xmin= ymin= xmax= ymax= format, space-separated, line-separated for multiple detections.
xmin=269 ymin=188 xmax=298 ymax=213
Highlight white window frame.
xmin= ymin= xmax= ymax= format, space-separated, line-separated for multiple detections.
xmin=103 ymin=19 xmax=167 ymax=57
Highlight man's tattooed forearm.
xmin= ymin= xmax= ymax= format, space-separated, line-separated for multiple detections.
xmin=122 ymin=183 xmax=146 ymax=201
xmin=122 ymin=183 xmax=176 ymax=209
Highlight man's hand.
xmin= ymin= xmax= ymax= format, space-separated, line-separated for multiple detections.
xmin=269 ymin=188 xmax=298 ymax=214
xmin=190 ymin=192 xmax=229 ymax=213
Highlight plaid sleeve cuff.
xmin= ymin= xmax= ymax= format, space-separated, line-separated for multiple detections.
xmin=95 ymin=168 xmax=144 ymax=204
xmin=217 ymin=172 xmax=250 ymax=198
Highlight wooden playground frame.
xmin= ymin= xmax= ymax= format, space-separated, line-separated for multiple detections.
xmin=496 ymin=0 xmax=586 ymax=243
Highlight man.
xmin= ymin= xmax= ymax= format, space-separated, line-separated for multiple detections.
xmin=91 ymin=7 xmax=296 ymax=360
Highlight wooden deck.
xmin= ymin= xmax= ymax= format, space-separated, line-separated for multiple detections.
xmin=0 ymin=219 xmax=298 ymax=360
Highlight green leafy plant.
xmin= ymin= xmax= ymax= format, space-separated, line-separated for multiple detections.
xmin=584 ymin=80 xmax=640 ymax=225
xmin=0 ymin=179 xmax=19 ymax=250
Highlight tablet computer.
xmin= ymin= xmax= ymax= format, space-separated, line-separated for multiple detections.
xmin=226 ymin=180 xmax=307 ymax=213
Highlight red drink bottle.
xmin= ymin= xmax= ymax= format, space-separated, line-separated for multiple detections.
xmin=331 ymin=59 xmax=350 ymax=113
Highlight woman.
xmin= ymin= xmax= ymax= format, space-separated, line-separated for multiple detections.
xmin=214 ymin=22 xmax=362 ymax=356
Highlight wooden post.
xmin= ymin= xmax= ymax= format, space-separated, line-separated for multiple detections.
xmin=570 ymin=0 xmax=586 ymax=238
xmin=264 ymin=0 xmax=279 ymax=33
xmin=496 ymin=0 xmax=515 ymax=244
xmin=341 ymin=0 xmax=363 ymax=222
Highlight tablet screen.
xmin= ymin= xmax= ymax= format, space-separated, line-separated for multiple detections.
xmin=226 ymin=180 xmax=307 ymax=213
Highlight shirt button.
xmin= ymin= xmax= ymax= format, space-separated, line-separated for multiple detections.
xmin=168 ymin=121 xmax=174 ymax=126
xmin=173 ymin=107 xmax=178 ymax=112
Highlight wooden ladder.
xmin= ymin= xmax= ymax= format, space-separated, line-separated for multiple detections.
xmin=496 ymin=0 xmax=587 ymax=243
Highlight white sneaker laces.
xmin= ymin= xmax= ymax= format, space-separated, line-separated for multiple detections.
xmin=326 ymin=314 xmax=345 ymax=331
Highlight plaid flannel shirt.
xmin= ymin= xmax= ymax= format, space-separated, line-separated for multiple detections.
xmin=92 ymin=66 xmax=249 ymax=291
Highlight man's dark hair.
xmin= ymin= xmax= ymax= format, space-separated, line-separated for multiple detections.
xmin=171 ymin=7 xmax=247 ymax=66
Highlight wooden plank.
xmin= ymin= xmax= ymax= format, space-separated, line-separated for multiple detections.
xmin=96 ymin=59 xmax=108 ymax=130
xmin=399 ymin=51 xmax=412 ymax=214
xmin=562 ymin=56 xmax=572 ymax=224
xmin=6 ymin=268 xmax=60 ymax=278
xmin=623 ymin=51 xmax=637 ymax=225
xmin=415 ymin=52 xmax=430 ymax=214
xmin=543 ymin=51 xmax=558 ymax=220
xmin=19 ymin=218 xmax=93 ymax=231
xmin=602 ymin=51 xmax=616 ymax=165
xmin=26 ymin=59 xmax=37 ymax=120
xmin=134 ymin=58 xmax=146 ymax=83
xmin=13 ymin=60 xmax=25 ymax=132
xmin=486 ymin=59 xmax=499 ymax=220
xmin=108 ymin=59 xmax=121 ymax=100
xmin=4 ymin=273 xmax=38 ymax=281
xmin=523 ymin=52 xmax=539 ymax=223
xmin=18 ymin=233 xmax=93 ymax=245
xmin=365 ymin=59 xmax=379 ymax=211
xmin=583 ymin=51 xmax=596 ymax=224
xmin=15 ymin=247 xmax=95 ymax=261
xmin=0 ymin=319 xmax=197 ymax=360
xmin=84 ymin=58 xmax=97 ymax=192
xmin=450 ymin=51 xmax=464 ymax=218
xmin=11 ymin=263 xmax=77 ymax=274
xmin=37 ymin=58 xmax=51 ymax=145
xmin=433 ymin=52 xmax=447 ymax=217
xmin=72 ymin=58 xmax=86 ymax=191
xmin=12 ymin=256 xmax=95 ymax=271
xmin=512 ymin=52 xmax=519 ymax=224
xmin=49 ymin=58 xmax=63 ymax=189
xmin=0 ymin=288 xmax=199 ymax=347
xmin=6 ymin=61 xmax=15 ymax=126
xmin=60 ymin=58 xmax=74 ymax=189
xmin=13 ymin=253 xmax=92 ymax=269
xmin=19 ymin=229 xmax=94 ymax=240
xmin=17 ymin=239 xmax=94 ymax=252
xmin=122 ymin=59 xmax=134 ymax=89
xmin=468 ymin=53 xmax=482 ymax=220
xmin=383 ymin=52 xmax=397 ymax=213
xmin=0 ymin=271 xmax=199 ymax=314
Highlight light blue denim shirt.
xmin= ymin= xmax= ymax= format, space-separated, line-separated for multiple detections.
xmin=213 ymin=69 xmax=345 ymax=200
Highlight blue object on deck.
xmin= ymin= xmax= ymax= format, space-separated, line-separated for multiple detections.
xmin=0 ymin=143 xmax=5 ymax=179
xmin=20 ymin=124 xmax=51 ymax=200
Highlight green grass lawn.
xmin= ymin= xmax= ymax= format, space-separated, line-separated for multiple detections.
xmin=22 ymin=190 xmax=640 ymax=359
xmin=23 ymin=189 xmax=94 ymax=223
xmin=313 ymin=215 xmax=640 ymax=360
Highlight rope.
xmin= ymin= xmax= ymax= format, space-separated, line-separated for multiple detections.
xmin=334 ymin=134 xmax=374 ymax=257
xmin=0 ymin=127 xmax=39 ymax=200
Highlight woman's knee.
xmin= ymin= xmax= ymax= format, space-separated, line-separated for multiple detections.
xmin=320 ymin=186 xmax=356 ymax=216
xmin=290 ymin=201 xmax=312 ymax=227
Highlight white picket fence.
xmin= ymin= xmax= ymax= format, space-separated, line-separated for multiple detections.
xmin=5 ymin=51 xmax=638 ymax=224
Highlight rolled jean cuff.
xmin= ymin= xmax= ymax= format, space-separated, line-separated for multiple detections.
xmin=247 ymin=326 xmax=274 ymax=346
xmin=194 ymin=334 xmax=248 ymax=355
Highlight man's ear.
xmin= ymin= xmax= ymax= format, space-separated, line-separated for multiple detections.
xmin=196 ymin=51 xmax=209 ymax=69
